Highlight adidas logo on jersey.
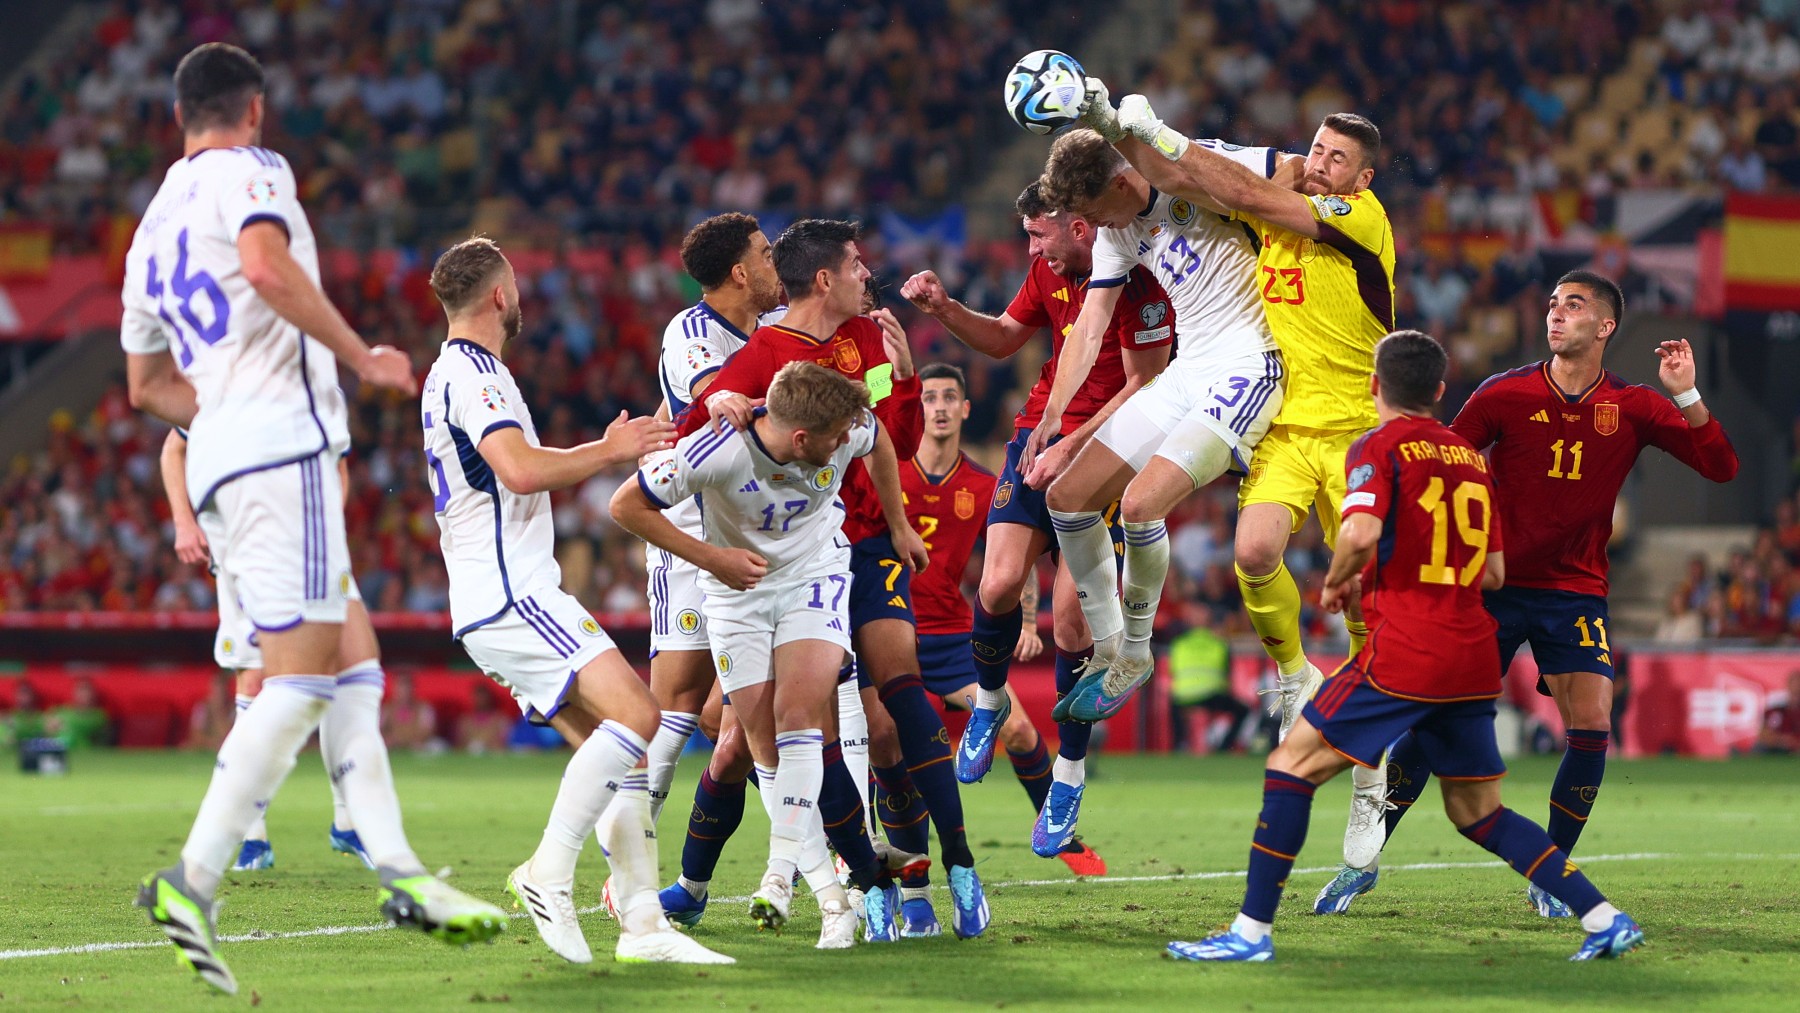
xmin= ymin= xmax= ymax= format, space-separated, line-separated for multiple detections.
xmin=741 ymin=480 xmax=761 ymax=493
xmin=1052 ymin=287 xmax=1069 ymax=302
xmin=1529 ymin=409 xmax=1550 ymax=423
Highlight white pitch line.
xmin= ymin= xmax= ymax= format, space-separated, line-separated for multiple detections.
xmin=3 ymin=850 xmax=1792 ymax=962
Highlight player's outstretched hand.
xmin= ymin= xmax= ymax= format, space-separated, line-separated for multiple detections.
xmin=709 ymin=548 xmax=768 ymax=591
xmin=173 ymin=521 xmax=209 ymax=566
xmin=1014 ymin=621 xmax=1044 ymax=662
xmin=358 ymin=345 xmax=418 ymax=396
xmin=894 ymin=525 xmax=930 ymax=574
xmin=706 ymin=392 xmax=762 ymax=432
xmin=1656 ymin=339 xmax=1696 ymax=396
xmin=1079 ymin=77 xmax=1124 ymax=142
xmin=900 ymin=271 xmax=951 ymax=316
xmin=1023 ymin=430 xmax=1077 ymax=489
xmin=1320 ymin=576 xmax=1358 ymax=615
xmin=870 ymin=308 xmax=915 ymax=380
xmin=603 ymin=411 xmax=676 ymax=458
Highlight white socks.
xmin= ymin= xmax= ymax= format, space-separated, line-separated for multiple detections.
xmin=1581 ymin=901 xmax=1623 ymax=934
xmin=1049 ymin=508 xmax=1123 ymax=645
xmin=644 ymin=711 xmax=698 ymax=825
xmin=768 ymin=730 xmax=825 ymax=884
xmin=182 ymin=675 xmax=334 ymax=898
xmin=1352 ymin=761 xmax=1387 ymax=796
xmin=836 ymin=680 xmax=873 ymax=843
xmin=232 ymin=694 xmax=270 ymax=843
xmin=532 ymin=719 xmax=648 ymax=888
xmin=321 ymin=665 xmax=423 ymax=876
xmin=598 ymin=772 xmax=662 ymax=935
xmin=1232 ymin=912 xmax=1273 ymax=943
xmin=1053 ymin=755 xmax=1085 ymax=788
xmin=1120 ymin=519 xmax=1170 ymax=649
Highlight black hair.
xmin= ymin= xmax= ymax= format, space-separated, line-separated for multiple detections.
xmin=918 ymin=361 xmax=967 ymax=396
xmin=174 ymin=43 xmax=265 ymax=133
xmin=1321 ymin=112 xmax=1382 ymax=171
xmin=772 ymin=219 xmax=861 ymax=300
xmin=1015 ymin=180 xmax=1052 ymax=219
xmin=1374 ymin=330 xmax=1447 ymax=412
xmin=679 ymin=212 xmax=762 ymax=290
xmin=1554 ymin=269 xmax=1625 ymax=325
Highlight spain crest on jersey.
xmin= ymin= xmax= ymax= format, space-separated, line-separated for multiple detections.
xmin=993 ymin=480 xmax=1013 ymax=509
xmin=954 ymin=487 xmax=975 ymax=519
xmin=831 ymin=337 xmax=862 ymax=375
xmin=1593 ymin=403 xmax=1619 ymax=436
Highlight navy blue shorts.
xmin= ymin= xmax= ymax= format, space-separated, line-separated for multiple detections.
xmin=850 ymin=532 xmax=915 ymax=629
xmin=1304 ymin=663 xmax=1506 ymax=781
xmin=988 ymin=428 xmax=1125 ymax=559
xmin=1484 ymin=586 xmax=1615 ymax=694
xmin=917 ymin=632 xmax=978 ymax=703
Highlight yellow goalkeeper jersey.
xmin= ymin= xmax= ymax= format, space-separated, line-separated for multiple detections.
xmin=1236 ymin=189 xmax=1395 ymax=432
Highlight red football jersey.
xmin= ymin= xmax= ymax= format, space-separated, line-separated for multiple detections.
xmin=901 ymin=453 xmax=996 ymax=635
xmin=1341 ymin=414 xmax=1506 ymax=701
xmin=677 ymin=317 xmax=923 ymax=545
xmin=1006 ymin=260 xmax=1173 ymax=435
xmin=1450 ymin=362 xmax=1738 ymax=597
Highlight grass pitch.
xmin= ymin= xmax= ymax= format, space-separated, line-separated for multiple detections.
xmin=1 ymin=749 xmax=1795 ymax=1011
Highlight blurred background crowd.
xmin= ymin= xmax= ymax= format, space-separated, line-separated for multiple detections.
xmin=2 ymin=0 xmax=1798 ymax=648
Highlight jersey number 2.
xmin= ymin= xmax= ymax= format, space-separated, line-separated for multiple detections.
xmin=1415 ymin=477 xmax=1491 ymax=586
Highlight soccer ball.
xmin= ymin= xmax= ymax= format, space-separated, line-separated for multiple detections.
xmin=1004 ymin=50 xmax=1087 ymax=135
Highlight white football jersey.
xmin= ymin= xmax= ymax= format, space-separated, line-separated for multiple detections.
xmin=422 ymin=339 xmax=561 ymax=637
xmin=1090 ymin=139 xmax=1278 ymax=366
xmin=120 ymin=146 xmax=349 ymax=508
xmin=657 ymin=301 xmax=786 ymax=538
xmin=636 ymin=408 xmax=875 ymax=595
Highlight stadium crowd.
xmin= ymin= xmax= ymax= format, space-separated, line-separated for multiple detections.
xmin=3 ymin=0 xmax=1796 ymax=619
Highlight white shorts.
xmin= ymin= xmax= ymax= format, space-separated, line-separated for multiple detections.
xmin=648 ymin=546 xmax=709 ymax=654
xmin=202 ymin=502 xmax=364 ymax=672
xmin=460 ymin=587 xmax=617 ymax=722
xmin=706 ymin=572 xmax=852 ymax=697
xmin=210 ymin=453 xmax=353 ymax=633
xmin=1096 ymin=350 xmax=1285 ymax=473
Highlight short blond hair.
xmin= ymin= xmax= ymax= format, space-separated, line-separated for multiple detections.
xmin=766 ymin=362 xmax=869 ymax=434
xmin=429 ymin=235 xmax=508 ymax=314
xmin=1038 ymin=128 xmax=1129 ymax=212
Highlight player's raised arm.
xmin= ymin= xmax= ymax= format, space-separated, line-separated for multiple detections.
xmin=901 ymin=270 xmax=1037 ymax=359
xmin=1022 ymin=283 xmax=1122 ymax=467
xmin=159 ymin=429 xmax=209 ymax=565
xmin=1650 ymin=338 xmax=1739 ymax=482
xmin=481 ymin=410 xmax=675 ymax=496
xmin=237 ymin=222 xmax=416 ymax=395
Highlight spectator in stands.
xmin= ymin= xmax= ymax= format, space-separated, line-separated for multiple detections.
xmin=455 ymin=687 xmax=511 ymax=756
xmin=1166 ymin=613 xmax=1251 ymax=755
xmin=186 ymin=672 xmax=235 ymax=752
xmin=52 ymin=678 xmax=112 ymax=750
xmin=1654 ymin=588 xmax=1709 ymax=642
xmin=381 ymin=672 xmax=443 ymax=753
xmin=1755 ymin=670 xmax=1800 ymax=753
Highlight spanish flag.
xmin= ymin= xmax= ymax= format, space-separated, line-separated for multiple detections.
xmin=1724 ymin=193 xmax=1800 ymax=311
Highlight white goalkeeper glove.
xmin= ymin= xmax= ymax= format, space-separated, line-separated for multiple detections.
xmin=1078 ymin=77 xmax=1125 ymax=142
xmin=1118 ymin=94 xmax=1190 ymax=161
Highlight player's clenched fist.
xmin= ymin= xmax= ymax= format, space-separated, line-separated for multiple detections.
xmin=602 ymin=411 xmax=676 ymax=458
xmin=707 ymin=548 xmax=769 ymax=591
xmin=357 ymin=345 xmax=419 ymax=395
xmin=900 ymin=271 xmax=951 ymax=315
